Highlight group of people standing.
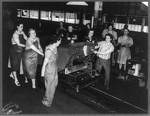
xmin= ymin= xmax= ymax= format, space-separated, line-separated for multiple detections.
xmin=7 ymin=21 xmax=133 ymax=107
xmin=56 ymin=21 xmax=134 ymax=89
xmin=95 ymin=23 xmax=133 ymax=87
xmin=8 ymin=22 xmax=61 ymax=107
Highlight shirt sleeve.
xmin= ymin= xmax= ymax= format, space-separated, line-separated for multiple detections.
xmin=110 ymin=43 xmax=115 ymax=52
xmin=45 ymin=49 xmax=52 ymax=59
xmin=129 ymin=37 xmax=133 ymax=46
xmin=27 ymin=38 xmax=33 ymax=47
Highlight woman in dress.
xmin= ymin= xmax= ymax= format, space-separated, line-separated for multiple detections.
xmin=9 ymin=22 xmax=27 ymax=86
xmin=22 ymin=29 xmax=44 ymax=91
xmin=41 ymin=35 xmax=61 ymax=107
xmin=117 ymin=29 xmax=133 ymax=78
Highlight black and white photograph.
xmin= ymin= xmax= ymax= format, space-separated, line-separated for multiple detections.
xmin=1 ymin=1 xmax=149 ymax=115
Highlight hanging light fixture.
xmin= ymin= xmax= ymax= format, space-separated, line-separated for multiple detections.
xmin=66 ymin=1 xmax=88 ymax=6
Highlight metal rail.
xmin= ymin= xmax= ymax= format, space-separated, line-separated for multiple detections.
xmin=89 ymin=86 xmax=148 ymax=113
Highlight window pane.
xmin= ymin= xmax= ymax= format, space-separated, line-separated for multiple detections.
xmin=17 ymin=9 xmax=21 ymax=17
xmin=137 ymin=25 xmax=142 ymax=32
xmin=21 ymin=9 xmax=29 ymax=18
xmin=83 ymin=13 xmax=92 ymax=25
xmin=52 ymin=11 xmax=64 ymax=22
xmin=117 ymin=16 xmax=127 ymax=23
xmin=41 ymin=11 xmax=49 ymax=20
xmin=143 ymin=26 xmax=148 ymax=33
xmin=30 ymin=10 xmax=39 ymax=19
xmin=75 ymin=13 xmax=80 ymax=24
xmin=129 ymin=17 xmax=142 ymax=25
xmin=65 ymin=12 xmax=76 ymax=24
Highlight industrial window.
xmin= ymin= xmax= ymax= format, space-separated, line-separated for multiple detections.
xmin=114 ymin=23 xmax=124 ymax=30
xmin=65 ymin=12 xmax=78 ymax=24
xmin=52 ymin=11 xmax=64 ymax=22
xmin=143 ymin=26 xmax=148 ymax=33
xmin=143 ymin=18 xmax=148 ymax=33
xmin=75 ymin=13 xmax=80 ymax=24
xmin=129 ymin=17 xmax=142 ymax=25
xmin=30 ymin=10 xmax=39 ymax=19
xmin=17 ymin=9 xmax=21 ymax=17
xmin=40 ymin=11 xmax=50 ymax=20
xmin=21 ymin=9 xmax=29 ymax=18
xmin=117 ymin=16 xmax=127 ymax=24
xmin=83 ymin=13 xmax=92 ymax=25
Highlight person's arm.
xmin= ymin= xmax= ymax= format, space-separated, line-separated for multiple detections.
xmin=21 ymin=31 xmax=27 ymax=40
xmin=94 ymin=42 xmax=101 ymax=49
xmin=41 ymin=50 xmax=52 ymax=77
xmin=13 ymin=34 xmax=25 ymax=47
xmin=28 ymin=39 xmax=44 ymax=56
xmin=36 ymin=37 xmax=43 ymax=53
xmin=56 ymin=28 xmax=59 ymax=34
xmin=126 ymin=37 xmax=133 ymax=47
xmin=95 ymin=44 xmax=114 ymax=55
xmin=72 ymin=35 xmax=77 ymax=40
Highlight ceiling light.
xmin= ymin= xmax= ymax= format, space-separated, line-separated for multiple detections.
xmin=66 ymin=1 xmax=88 ymax=6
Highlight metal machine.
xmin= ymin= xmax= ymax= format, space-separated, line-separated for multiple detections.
xmin=58 ymin=42 xmax=98 ymax=92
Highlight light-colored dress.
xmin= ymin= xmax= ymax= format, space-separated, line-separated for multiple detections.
xmin=117 ymin=35 xmax=133 ymax=65
xmin=43 ymin=45 xmax=58 ymax=105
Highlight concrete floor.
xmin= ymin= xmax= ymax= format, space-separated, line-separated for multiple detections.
xmin=2 ymin=35 xmax=148 ymax=114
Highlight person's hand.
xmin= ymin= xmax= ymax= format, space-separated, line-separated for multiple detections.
xmin=95 ymin=46 xmax=99 ymax=49
xmin=71 ymin=40 xmax=74 ymax=44
xmin=125 ymin=44 xmax=129 ymax=47
xmin=90 ymin=48 xmax=94 ymax=51
xmin=41 ymin=53 xmax=44 ymax=57
xmin=41 ymin=75 xmax=44 ymax=78
xmin=40 ymin=48 xmax=43 ymax=53
xmin=61 ymin=34 xmax=64 ymax=37
xmin=67 ymin=37 xmax=71 ymax=40
xmin=93 ymin=51 xmax=97 ymax=54
xmin=20 ymin=31 xmax=25 ymax=35
xmin=92 ymin=40 xmax=95 ymax=44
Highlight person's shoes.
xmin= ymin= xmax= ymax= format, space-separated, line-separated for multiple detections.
xmin=32 ymin=88 xmax=38 ymax=92
xmin=42 ymin=100 xmax=51 ymax=107
xmin=95 ymin=72 xmax=100 ymax=76
xmin=104 ymin=81 xmax=109 ymax=90
xmin=24 ymin=82 xmax=28 ymax=87
xmin=94 ymin=71 xmax=100 ymax=76
xmin=10 ymin=73 xmax=14 ymax=79
xmin=117 ymin=76 xmax=124 ymax=80
xmin=14 ymin=81 xmax=21 ymax=86
xmin=105 ymin=86 xmax=110 ymax=90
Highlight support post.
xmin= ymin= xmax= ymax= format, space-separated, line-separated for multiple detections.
xmin=93 ymin=1 xmax=103 ymax=29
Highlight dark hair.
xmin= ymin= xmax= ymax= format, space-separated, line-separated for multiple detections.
xmin=86 ymin=23 xmax=90 ymax=27
xmin=124 ymin=28 xmax=129 ymax=32
xmin=68 ymin=25 xmax=73 ymax=28
xmin=105 ymin=33 xmax=113 ymax=40
xmin=49 ymin=34 xmax=61 ymax=45
xmin=60 ymin=21 xmax=63 ymax=24
xmin=124 ymin=24 xmax=128 ymax=29
xmin=16 ymin=21 xmax=23 ymax=27
xmin=108 ymin=23 xmax=114 ymax=29
xmin=28 ymin=28 xmax=36 ymax=36
xmin=86 ymin=29 xmax=94 ymax=36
